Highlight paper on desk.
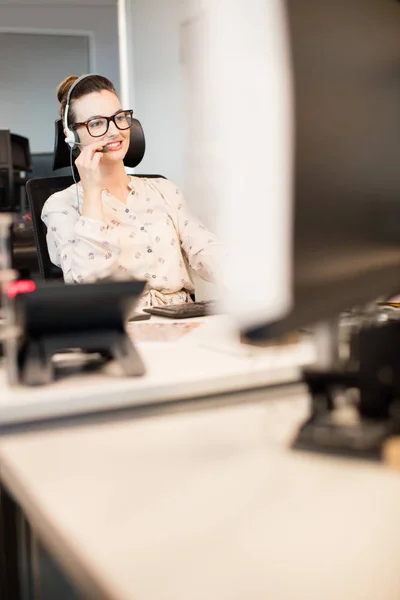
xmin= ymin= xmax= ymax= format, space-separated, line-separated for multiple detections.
xmin=185 ymin=315 xmax=314 ymax=363
xmin=127 ymin=321 xmax=202 ymax=343
xmin=181 ymin=315 xmax=258 ymax=357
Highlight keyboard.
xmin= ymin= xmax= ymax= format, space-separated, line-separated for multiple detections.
xmin=143 ymin=301 xmax=218 ymax=319
xmin=128 ymin=312 xmax=151 ymax=322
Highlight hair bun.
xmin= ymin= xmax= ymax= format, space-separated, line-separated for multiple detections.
xmin=57 ymin=75 xmax=78 ymax=104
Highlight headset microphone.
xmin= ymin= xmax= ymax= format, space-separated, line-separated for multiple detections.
xmin=76 ymin=142 xmax=109 ymax=153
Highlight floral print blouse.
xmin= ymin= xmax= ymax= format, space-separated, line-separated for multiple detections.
xmin=41 ymin=176 xmax=223 ymax=309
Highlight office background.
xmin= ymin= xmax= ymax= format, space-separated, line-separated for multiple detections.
xmin=0 ymin=33 xmax=91 ymax=153
xmin=0 ymin=0 xmax=120 ymax=178
xmin=0 ymin=0 xmax=215 ymax=223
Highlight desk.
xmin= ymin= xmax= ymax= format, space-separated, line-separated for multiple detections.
xmin=0 ymin=315 xmax=315 ymax=430
xmin=0 ymin=314 xmax=314 ymax=596
xmin=1 ymin=386 xmax=400 ymax=600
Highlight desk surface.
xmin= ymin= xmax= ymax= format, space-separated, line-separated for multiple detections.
xmin=1 ymin=387 xmax=400 ymax=600
xmin=0 ymin=315 xmax=315 ymax=428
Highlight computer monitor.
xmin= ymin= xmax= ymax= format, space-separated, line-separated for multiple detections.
xmin=182 ymin=0 xmax=400 ymax=336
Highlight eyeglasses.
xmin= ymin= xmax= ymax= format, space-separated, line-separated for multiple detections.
xmin=72 ymin=109 xmax=134 ymax=138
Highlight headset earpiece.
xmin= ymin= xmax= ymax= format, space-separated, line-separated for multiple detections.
xmin=64 ymin=127 xmax=80 ymax=150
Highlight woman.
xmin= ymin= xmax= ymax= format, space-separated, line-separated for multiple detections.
xmin=42 ymin=74 xmax=223 ymax=309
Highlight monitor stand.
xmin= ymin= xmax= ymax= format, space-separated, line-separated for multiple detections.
xmin=16 ymin=328 xmax=145 ymax=386
xmin=293 ymin=315 xmax=400 ymax=461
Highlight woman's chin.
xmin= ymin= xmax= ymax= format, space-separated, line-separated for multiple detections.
xmin=104 ymin=148 xmax=127 ymax=161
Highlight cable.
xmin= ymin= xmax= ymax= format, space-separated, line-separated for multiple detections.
xmin=70 ymin=146 xmax=80 ymax=206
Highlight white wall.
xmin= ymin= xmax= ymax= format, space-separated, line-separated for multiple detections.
xmin=0 ymin=0 xmax=120 ymax=151
xmin=127 ymin=0 xmax=185 ymax=192
xmin=125 ymin=0 xmax=218 ymax=299
xmin=0 ymin=33 xmax=90 ymax=153
xmin=0 ymin=0 xmax=120 ymax=85
xmin=126 ymin=0 xmax=217 ymax=230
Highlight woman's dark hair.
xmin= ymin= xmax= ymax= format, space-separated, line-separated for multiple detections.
xmin=57 ymin=74 xmax=117 ymax=126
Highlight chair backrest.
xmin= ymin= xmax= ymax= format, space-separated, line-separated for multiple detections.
xmin=0 ymin=129 xmax=14 ymax=211
xmin=11 ymin=134 xmax=32 ymax=172
xmin=26 ymin=174 xmax=166 ymax=281
xmin=26 ymin=176 xmax=73 ymax=280
xmin=53 ymin=117 xmax=146 ymax=171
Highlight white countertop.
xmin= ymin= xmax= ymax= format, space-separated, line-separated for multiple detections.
xmin=0 ymin=315 xmax=315 ymax=427
xmin=1 ymin=387 xmax=400 ymax=600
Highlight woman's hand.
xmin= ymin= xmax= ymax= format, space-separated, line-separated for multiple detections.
xmin=75 ymin=141 xmax=106 ymax=194
xmin=75 ymin=141 xmax=107 ymax=220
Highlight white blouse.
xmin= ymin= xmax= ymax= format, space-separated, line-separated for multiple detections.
xmin=41 ymin=176 xmax=223 ymax=309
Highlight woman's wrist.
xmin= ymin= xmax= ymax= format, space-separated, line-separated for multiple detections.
xmin=82 ymin=188 xmax=104 ymax=219
xmin=82 ymin=185 xmax=103 ymax=202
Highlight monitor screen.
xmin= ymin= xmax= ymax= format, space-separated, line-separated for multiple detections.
xmin=182 ymin=0 xmax=400 ymax=335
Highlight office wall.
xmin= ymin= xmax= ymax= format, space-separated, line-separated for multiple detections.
xmin=127 ymin=0 xmax=185 ymax=194
xmin=0 ymin=33 xmax=91 ymax=153
xmin=126 ymin=0 xmax=218 ymax=299
xmin=127 ymin=0 xmax=217 ymax=230
xmin=0 ymin=0 xmax=120 ymax=152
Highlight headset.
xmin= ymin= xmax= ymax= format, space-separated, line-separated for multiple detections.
xmin=64 ymin=73 xmax=109 ymax=205
xmin=63 ymin=73 xmax=107 ymax=152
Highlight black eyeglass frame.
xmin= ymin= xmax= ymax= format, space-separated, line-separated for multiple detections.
xmin=71 ymin=109 xmax=134 ymax=138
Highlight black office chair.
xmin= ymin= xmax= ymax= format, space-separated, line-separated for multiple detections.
xmin=0 ymin=130 xmax=32 ymax=212
xmin=0 ymin=130 xmax=13 ymax=211
xmin=26 ymin=118 xmax=166 ymax=281
xmin=27 ymin=176 xmax=73 ymax=280
xmin=12 ymin=133 xmax=33 ymax=213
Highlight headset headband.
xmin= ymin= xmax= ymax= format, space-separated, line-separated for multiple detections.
xmin=63 ymin=73 xmax=97 ymax=132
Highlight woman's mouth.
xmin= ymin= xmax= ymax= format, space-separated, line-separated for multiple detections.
xmin=105 ymin=140 xmax=123 ymax=151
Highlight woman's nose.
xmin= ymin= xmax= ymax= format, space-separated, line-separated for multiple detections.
xmin=108 ymin=120 xmax=119 ymax=136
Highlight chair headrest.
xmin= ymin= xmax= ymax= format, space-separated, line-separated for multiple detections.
xmin=52 ymin=118 xmax=146 ymax=171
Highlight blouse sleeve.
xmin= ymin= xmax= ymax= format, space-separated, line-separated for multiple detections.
xmin=155 ymin=179 xmax=225 ymax=283
xmin=41 ymin=187 xmax=121 ymax=284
